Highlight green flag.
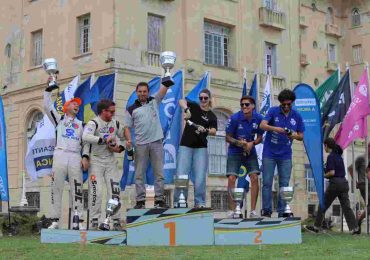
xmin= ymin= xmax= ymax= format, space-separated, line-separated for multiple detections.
xmin=316 ymin=69 xmax=339 ymax=115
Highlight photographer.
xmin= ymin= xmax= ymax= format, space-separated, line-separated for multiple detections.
xmin=260 ymin=89 xmax=304 ymax=217
xmin=82 ymin=99 xmax=125 ymax=230
xmin=305 ymin=138 xmax=360 ymax=234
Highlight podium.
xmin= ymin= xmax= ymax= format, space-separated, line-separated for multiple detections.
xmin=41 ymin=229 xmax=127 ymax=245
xmin=214 ymin=217 xmax=302 ymax=245
xmin=126 ymin=208 xmax=214 ymax=246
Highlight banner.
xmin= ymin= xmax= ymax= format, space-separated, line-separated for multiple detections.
xmin=121 ymin=71 xmax=183 ymax=189
xmin=0 ymin=96 xmax=9 ymax=201
xmin=293 ymin=83 xmax=324 ymax=209
xmin=335 ymin=69 xmax=370 ymax=149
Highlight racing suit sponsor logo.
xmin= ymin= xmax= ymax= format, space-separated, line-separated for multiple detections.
xmin=91 ymin=175 xmax=97 ymax=207
xmin=110 ymin=179 xmax=120 ymax=200
xmin=74 ymin=179 xmax=83 ymax=203
xmin=109 ymin=127 xmax=115 ymax=133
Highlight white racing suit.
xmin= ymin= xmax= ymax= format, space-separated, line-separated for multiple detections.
xmin=82 ymin=116 xmax=125 ymax=223
xmin=43 ymin=91 xmax=88 ymax=222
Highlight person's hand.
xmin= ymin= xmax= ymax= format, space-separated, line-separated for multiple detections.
xmin=184 ymin=108 xmax=191 ymax=120
xmin=81 ymin=157 xmax=89 ymax=171
xmin=288 ymin=132 xmax=297 ymax=140
xmin=245 ymin=141 xmax=254 ymax=154
xmin=108 ymin=144 xmax=122 ymax=153
xmin=126 ymin=139 xmax=132 ymax=150
xmin=274 ymin=127 xmax=286 ymax=134
xmin=197 ymin=125 xmax=207 ymax=133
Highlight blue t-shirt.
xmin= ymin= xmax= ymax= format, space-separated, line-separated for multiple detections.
xmin=262 ymin=106 xmax=305 ymax=160
xmin=226 ymin=111 xmax=264 ymax=155
xmin=325 ymin=152 xmax=346 ymax=178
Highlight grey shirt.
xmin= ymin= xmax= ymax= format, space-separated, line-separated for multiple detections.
xmin=124 ymin=93 xmax=163 ymax=145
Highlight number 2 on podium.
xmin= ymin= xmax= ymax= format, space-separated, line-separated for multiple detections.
xmin=164 ymin=222 xmax=176 ymax=246
xmin=254 ymin=230 xmax=263 ymax=244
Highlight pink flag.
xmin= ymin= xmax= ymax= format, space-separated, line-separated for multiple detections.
xmin=335 ymin=69 xmax=370 ymax=149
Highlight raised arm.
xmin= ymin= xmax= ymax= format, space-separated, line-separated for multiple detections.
xmin=43 ymin=90 xmax=62 ymax=127
xmin=155 ymin=85 xmax=170 ymax=102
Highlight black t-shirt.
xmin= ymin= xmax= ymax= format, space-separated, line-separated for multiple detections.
xmin=325 ymin=152 xmax=346 ymax=178
xmin=180 ymin=102 xmax=217 ymax=148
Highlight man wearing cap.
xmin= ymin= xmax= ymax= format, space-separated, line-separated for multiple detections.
xmin=43 ymin=78 xmax=89 ymax=229
xmin=226 ymin=95 xmax=264 ymax=218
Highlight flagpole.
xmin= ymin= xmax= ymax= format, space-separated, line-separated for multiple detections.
xmin=256 ymin=72 xmax=260 ymax=112
xmin=365 ymin=61 xmax=369 ymax=235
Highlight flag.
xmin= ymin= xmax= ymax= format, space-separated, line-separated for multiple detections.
xmin=316 ymin=69 xmax=340 ymax=112
xmin=54 ymin=75 xmax=80 ymax=115
xmin=322 ymin=70 xmax=351 ymax=139
xmin=249 ymin=74 xmax=258 ymax=108
xmin=242 ymin=77 xmax=247 ymax=97
xmin=0 ymin=96 xmax=9 ymax=201
xmin=25 ymin=114 xmax=56 ymax=180
xmin=90 ymin=73 xmax=115 ymax=114
xmin=293 ymin=84 xmax=325 ymax=209
xmin=186 ymin=72 xmax=209 ymax=102
xmin=335 ymin=69 xmax=370 ymax=149
xmin=121 ymin=71 xmax=183 ymax=189
xmin=74 ymin=76 xmax=99 ymax=122
xmin=259 ymin=73 xmax=272 ymax=116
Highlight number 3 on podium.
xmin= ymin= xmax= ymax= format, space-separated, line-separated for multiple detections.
xmin=164 ymin=222 xmax=176 ymax=246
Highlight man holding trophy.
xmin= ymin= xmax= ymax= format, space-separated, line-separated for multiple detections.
xmin=82 ymin=99 xmax=126 ymax=230
xmin=43 ymin=58 xmax=89 ymax=229
xmin=124 ymin=51 xmax=176 ymax=209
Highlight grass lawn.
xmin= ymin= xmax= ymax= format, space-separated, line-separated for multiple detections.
xmin=0 ymin=232 xmax=369 ymax=259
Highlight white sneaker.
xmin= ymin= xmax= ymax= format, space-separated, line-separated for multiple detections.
xmin=249 ymin=210 xmax=258 ymax=218
xmin=48 ymin=221 xmax=59 ymax=229
xmin=227 ymin=210 xmax=236 ymax=218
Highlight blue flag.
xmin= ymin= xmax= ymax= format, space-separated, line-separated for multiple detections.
xmin=242 ymin=77 xmax=247 ymax=97
xmin=90 ymin=73 xmax=115 ymax=114
xmin=0 ymin=96 xmax=9 ymax=201
xmin=249 ymin=74 xmax=258 ymax=109
xmin=74 ymin=76 xmax=99 ymax=122
xmin=293 ymin=84 xmax=325 ymax=209
xmin=186 ymin=72 xmax=209 ymax=102
xmin=121 ymin=71 xmax=183 ymax=189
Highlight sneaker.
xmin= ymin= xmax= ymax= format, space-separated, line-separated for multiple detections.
xmin=134 ymin=201 xmax=145 ymax=209
xmin=112 ymin=220 xmax=123 ymax=231
xmin=249 ymin=210 xmax=258 ymax=218
xmin=89 ymin=219 xmax=99 ymax=231
xmin=154 ymin=200 xmax=167 ymax=208
xmin=48 ymin=221 xmax=59 ymax=229
xmin=352 ymin=227 xmax=361 ymax=235
xmin=261 ymin=211 xmax=271 ymax=218
xmin=304 ymin=225 xmax=320 ymax=234
xmin=227 ymin=210 xmax=235 ymax=218
xmin=194 ymin=205 xmax=206 ymax=209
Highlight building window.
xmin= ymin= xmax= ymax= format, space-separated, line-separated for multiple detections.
xmin=326 ymin=7 xmax=334 ymax=24
xmin=26 ymin=192 xmax=40 ymax=208
xmin=26 ymin=111 xmax=43 ymax=141
xmin=204 ymin=22 xmax=230 ymax=67
xmin=5 ymin=43 xmax=11 ymax=58
xmin=265 ymin=42 xmax=276 ymax=75
xmin=352 ymin=45 xmax=362 ymax=64
xmin=264 ymin=0 xmax=277 ymax=11
xmin=208 ymin=110 xmax=229 ymax=175
xmin=78 ymin=14 xmax=90 ymax=54
xmin=83 ymin=189 xmax=88 ymax=210
xmin=352 ymin=8 xmax=361 ymax=27
xmin=305 ymin=164 xmax=316 ymax=193
xmin=211 ymin=191 xmax=228 ymax=211
xmin=148 ymin=14 xmax=164 ymax=53
xmin=31 ymin=30 xmax=43 ymax=66
xmin=328 ymin=44 xmax=336 ymax=62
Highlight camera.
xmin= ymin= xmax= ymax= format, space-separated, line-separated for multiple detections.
xmin=284 ymin=127 xmax=292 ymax=136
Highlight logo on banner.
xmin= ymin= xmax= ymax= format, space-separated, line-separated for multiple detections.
xmin=0 ymin=124 xmax=2 ymax=148
xmin=0 ymin=176 xmax=7 ymax=199
xmin=34 ymin=155 xmax=53 ymax=171
xmin=359 ymin=84 xmax=367 ymax=97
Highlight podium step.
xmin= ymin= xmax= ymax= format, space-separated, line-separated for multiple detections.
xmin=214 ymin=217 xmax=302 ymax=245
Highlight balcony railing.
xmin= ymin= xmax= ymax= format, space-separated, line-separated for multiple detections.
xmin=326 ymin=61 xmax=338 ymax=72
xmin=259 ymin=7 xmax=286 ymax=31
xmin=259 ymin=74 xmax=286 ymax=94
xmin=300 ymin=54 xmax=309 ymax=66
xmin=325 ymin=23 xmax=342 ymax=38
xmin=142 ymin=51 xmax=161 ymax=67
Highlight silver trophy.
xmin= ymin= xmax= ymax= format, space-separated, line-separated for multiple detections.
xmin=43 ymin=58 xmax=59 ymax=91
xmin=159 ymin=51 xmax=176 ymax=87
xmin=175 ymin=175 xmax=189 ymax=208
xmin=231 ymin=188 xmax=244 ymax=218
xmin=280 ymin=186 xmax=294 ymax=217
xmin=99 ymin=198 xmax=121 ymax=231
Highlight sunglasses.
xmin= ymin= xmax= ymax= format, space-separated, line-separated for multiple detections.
xmin=240 ymin=103 xmax=251 ymax=107
xmin=199 ymin=96 xmax=209 ymax=101
xmin=281 ymin=102 xmax=292 ymax=107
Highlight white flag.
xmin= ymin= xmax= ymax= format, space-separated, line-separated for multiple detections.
xmin=63 ymin=75 xmax=80 ymax=101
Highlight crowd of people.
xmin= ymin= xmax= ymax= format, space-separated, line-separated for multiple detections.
xmin=43 ymin=77 xmax=369 ymax=234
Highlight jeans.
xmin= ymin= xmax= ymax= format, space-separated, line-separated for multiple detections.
xmin=174 ymin=146 xmax=208 ymax=207
xmin=262 ymin=157 xmax=292 ymax=214
xmin=135 ymin=140 xmax=164 ymax=202
xmin=314 ymin=178 xmax=357 ymax=230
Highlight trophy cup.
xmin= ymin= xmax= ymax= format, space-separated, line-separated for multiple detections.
xmin=231 ymin=188 xmax=244 ymax=219
xmin=159 ymin=51 xmax=176 ymax=87
xmin=280 ymin=186 xmax=294 ymax=218
xmin=99 ymin=198 xmax=121 ymax=231
xmin=43 ymin=58 xmax=59 ymax=91
xmin=174 ymin=175 xmax=189 ymax=208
